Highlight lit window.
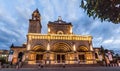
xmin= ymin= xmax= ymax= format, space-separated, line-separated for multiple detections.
xmin=57 ymin=31 xmax=64 ymax=34
xmin=70 ymin=27 xmax=72 ymax=33
xmin=48 ymin=28 xmax=50 ymax=32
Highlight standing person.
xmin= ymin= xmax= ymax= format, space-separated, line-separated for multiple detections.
xmin=16 ymin=60 xmax=19 ymax=69
xmin=17 ymin=52 xmax=24 ymax=68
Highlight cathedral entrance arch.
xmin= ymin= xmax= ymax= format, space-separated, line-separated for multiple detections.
xmin=51 ymin=42 xmax=72 ymax=52
xmin=32 ymin=45 xmax=46 ymax=63
xmin=77 ymin=46 xmax=88 ymax=63
xmin=77 ymin=46 xmax=88 ymax=52
xmin=32 ymin=45 xmax=46 ymax=52
xmin=51 ymin=42 xmax=72 ymax=63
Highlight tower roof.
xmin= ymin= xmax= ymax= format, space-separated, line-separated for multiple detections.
xmin=31 ymin=8 xmax=41 ymax=21
xmin=32 ymin=8 xmax=41 ymax=16
xmin=58 ymin=16 xmax=62 ymax=21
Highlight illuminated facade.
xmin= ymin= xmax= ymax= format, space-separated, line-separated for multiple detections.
xmin=10 ymin=9 xmax=102 ymax=64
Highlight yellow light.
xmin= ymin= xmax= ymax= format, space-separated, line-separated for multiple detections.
xmin=70 ymin=27 xmax=72 ymax=33
xmin=90 ymin=44 xmax=93 ymax=51
xmin=27 ymin=44 xmax=30 ymax=50
xmin=48 ymin=28 xmax=50 ymax=32
xmin=27 ymin=33 xmax=92 ymax=41
xmin=73 ymin=44 xmax=76 ymax=51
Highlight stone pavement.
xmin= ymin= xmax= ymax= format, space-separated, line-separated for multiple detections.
xmin=0 ymin=67 xmax=120 ymax=71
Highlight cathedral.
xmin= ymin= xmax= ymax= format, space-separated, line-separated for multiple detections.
xmin=10 ymin=9 xmax=102 ymax=64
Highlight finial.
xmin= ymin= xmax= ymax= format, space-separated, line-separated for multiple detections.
xmin=58 ymin=16 xmax=62 ymax=21
xmin=10 ymin=43 xmax=14 ymax=48
xmin=32 ymin=8 xmax=41 ymax=20
xmin=35 ymin=8 xmax=39 ymax=12
xmin=33 ymin=8 xmax=39 ymax=14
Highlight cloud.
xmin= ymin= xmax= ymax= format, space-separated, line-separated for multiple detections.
xmin=114 ymin=40 xmax=120 ymax=44
xmin=0 ymin=1 xmax=31 ymax=49
xmin=102 ymin=37 xmax=120 ymax=45
xmin=93 ymin=36 xmax=103 ymax=47
xmin=0 ymin=0 xmax=120 ymax=54
xmin=103 ymin=39 xmax=113 ymax=44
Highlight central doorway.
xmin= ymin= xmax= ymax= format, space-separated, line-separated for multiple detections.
xmin=78 ymin=55 xmax=85 ymax=62
xmin=56 ymin=54 xmax=65 ymax=63
xmin=36 ymin=54 xmax=43 ymax=63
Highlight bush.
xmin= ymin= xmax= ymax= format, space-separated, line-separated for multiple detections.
xmin=0 ymin=57 xmax=7 ymax=65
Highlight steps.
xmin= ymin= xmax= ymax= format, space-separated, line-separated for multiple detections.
xmin=22 ymin=64 xmax=102 ymax=68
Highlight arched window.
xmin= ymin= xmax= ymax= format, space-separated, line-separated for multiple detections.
xmin=77 ymin=46 xmax=88 ymax=52
xmin=57 ymin=31 xmax=64 ymax=34
xmin=95 ymin=53 xmax=98 ymax=59
xmin=18 ymin=52 xmax=24 ymax=62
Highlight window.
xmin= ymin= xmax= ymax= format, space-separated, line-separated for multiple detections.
xmin=57 ymin=31 xmax=64 ymax=34
xmin=95 ymin=53 xmax=98 ymax=59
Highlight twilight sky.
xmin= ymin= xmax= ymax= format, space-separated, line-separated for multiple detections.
xmin=0 ymin=0 xmax=120 ymax=53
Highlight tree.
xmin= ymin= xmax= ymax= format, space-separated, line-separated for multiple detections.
xmin=115 ymin=54 xmax=119 ymax=60
xmin=100 ymin=46 xmax=105 ymax=60
xmin=80 ymin=0 xmax=120 ymax=24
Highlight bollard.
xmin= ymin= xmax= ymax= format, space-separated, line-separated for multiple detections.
xmin=115 ymin=63 xmax=118 ymax=67
xmin=41 ymin=64 xmax=43 ymax=68
xmin=16 ymin=62 xmax=19 ymax=69
xmin=109 ymin=64 xmax=111 ymax=67
xmin=16 ymin=65 xmax=19 ymax=69
xmin=62 ymin=63 xmax=65 ymax=68
xmin=38 ymin=63 xmax=41 ymax=68
xmin=113 ymin=63 xmax=115 ymax=67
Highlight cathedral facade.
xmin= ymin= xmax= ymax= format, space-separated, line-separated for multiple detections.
xmin=10 ymin=9 xmax=102 ymax=64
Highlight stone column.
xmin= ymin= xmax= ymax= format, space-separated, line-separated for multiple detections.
xmin=74 ymin=52 xmax=78 ymax=64
xmin=89 ymin=41 xmax=93 ymax=51
xmin=24 ymin=51 xmax=30 ymax=64
xmin=46 ymin=42 xmax=50 ymax=64
xmin=27 ymin=35 xmax=31 ymax=50
xmin=92 ymin=52 xmax=96 ymax=64
xmin=73 ymin=44 xmax=78 ymax=64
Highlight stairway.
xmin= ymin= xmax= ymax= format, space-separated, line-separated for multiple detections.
xmin=22 ymin=64 xmax=102 ymax=68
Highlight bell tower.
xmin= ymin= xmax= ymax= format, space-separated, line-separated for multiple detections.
xmin=28 ymin=9 xmax=42 ymax=33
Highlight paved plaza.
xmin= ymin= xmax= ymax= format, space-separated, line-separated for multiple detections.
xmin=0 ymin=67 xmax=120 ymax=71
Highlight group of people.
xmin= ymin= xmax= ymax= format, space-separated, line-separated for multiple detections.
xmin=104 ymin=55 xmax=119 ymax=67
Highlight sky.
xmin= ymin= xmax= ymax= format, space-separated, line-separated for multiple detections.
xmin=0 ymin=0 xmax=120 ymax=53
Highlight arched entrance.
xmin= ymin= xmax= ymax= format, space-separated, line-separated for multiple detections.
xmin=77 ymin=46 xmax=88 ymax=63
xmin=18 ymin=52 xmax=24 ymax=62
xmin=32 ymin=45 xmax=46 ymax=63
xmin=51 ymin=42 xmax=72 ymax=63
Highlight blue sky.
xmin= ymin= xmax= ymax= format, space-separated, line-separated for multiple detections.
xmin=0 ymin=0 xmax=120 ymax=53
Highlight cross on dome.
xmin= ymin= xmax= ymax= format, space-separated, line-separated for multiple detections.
xmin=58 ymin=16 xmax=62 ymax=21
